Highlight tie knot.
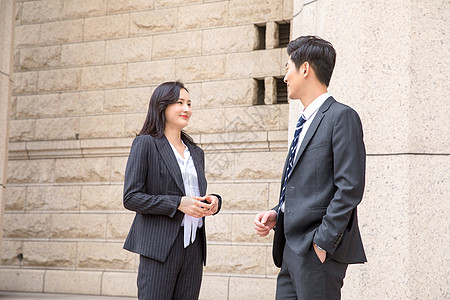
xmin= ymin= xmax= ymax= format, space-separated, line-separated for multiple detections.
xmin=296 ymin=114 xmax=307 ymax=128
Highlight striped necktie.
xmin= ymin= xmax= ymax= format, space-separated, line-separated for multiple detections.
xmin=278 ymin=114 xmax=307 ymax=211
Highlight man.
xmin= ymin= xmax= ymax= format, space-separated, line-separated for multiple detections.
xmin=254 ymin=36 xmax=367 ymax=299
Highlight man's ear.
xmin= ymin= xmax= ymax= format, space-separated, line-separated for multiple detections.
xmin=302 ymin=61 xmax=310 ymax=77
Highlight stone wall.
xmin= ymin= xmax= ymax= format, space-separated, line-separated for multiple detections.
xmin=1 ymin=0 xmax=293 ymax=298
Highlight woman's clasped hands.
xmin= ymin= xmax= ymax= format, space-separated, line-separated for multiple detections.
xmin=178 ymin=195 xmax=219 ymax=218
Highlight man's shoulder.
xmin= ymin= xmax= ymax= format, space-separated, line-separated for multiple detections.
xmin=327 ymin=98 xmax=360 ymax=117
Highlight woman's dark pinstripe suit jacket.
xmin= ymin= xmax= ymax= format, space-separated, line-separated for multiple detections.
xmin=122 ymin=134 xmax=221 ymax=265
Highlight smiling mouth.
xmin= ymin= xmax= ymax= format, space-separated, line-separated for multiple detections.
xmin=180 ymin=115 xmax=189 ymax=119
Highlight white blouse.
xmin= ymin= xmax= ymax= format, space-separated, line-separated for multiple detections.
xmin=169 ymin=140 xmax=203 ymax=248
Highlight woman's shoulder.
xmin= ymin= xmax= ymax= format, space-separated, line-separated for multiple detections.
xmin=132 ymin=134 xmax=158 ymax=149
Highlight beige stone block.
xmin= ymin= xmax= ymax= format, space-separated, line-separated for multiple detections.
xmin=265 ymin=22 xmax=279 ymax=50
xmin=268 ymin=182 xmax=282 ymax=209
xmin=264 ymin=76 xmax=277 ymax=104
xmin=19 ymin=45 xmax=60 ymax=71
xmin=283 ymin=0 xmax=293 ymax=19
xmin=25 ymin=139 xmax=83 ymax=159
xmin=178 ymin=2 xmax=228 ymax=31
xmin=78 ymin=115 xmax=125 ymax=139
xmin=14 ymin=24 xmax=41 ymax=47
xmin=10 ymin=95 xmax=17 ymax=118
xmin=15 ymin=2 xmax=22 ymax=25
xmin=184 ymin=82 xmax=201 ymax=106
xmin=130 ymin=8 xmax=177 ymax=36
xmin=408 ymin=156 xmax=449 ymax=299
xmin=199 ymin=275 xmax=228 ymax=300
xmin=26 ymin=185 xmax=80 ymax=211
xmin=107 ymin=213 xmax=134 ymax=240
xmin=104 ymin=87 xmax=152 ymax=114
xmin=207 ymin=182 xmax=269 ymax=211
xmin=184 ymin=108 xmax=226 ymax=134
xmin=101 ymin=272 xmax=138 ymax=297
xmin=232 ymin=214 xmax=264 ymax=243
xmin=200 ymin=79 xmax=255 ymax=108
xmin=3 ymin=213 xmax=51 ymax=238
xmin=155 ymin=0 xmax=202 ymax=8
xmin=61 ymin=41 xmax=105 ymax=67
xmin=128 ymin=60 xmax=175 ymax=86
xmin=234 ymin=151 xmax=285 ymax=180
xmin=265 ymin=245 xmax=279 ymax=276
xmin=50 ymin=214 xmax=107 ymax=239
xmin=13 ymin=48 xmax=20 ymax=73
xmin=16 ymin=93 xmax=59 ymax=118
xmin=279 ymin=103 xmax=289 ymax=130
xmin=22 ymin=241 xmax=76 ymax=268
xmin=152 ymin=31 xmax=202 ymax=59
xmin=59 ymin=91 xmax=104 ymax=116
xmin=77 ymin=242 xmax=135 ymax=270
xmin=12 ymin=71 xmax=38 ymax=95
xmin=9 ymin=119 xmax=35 ymax=141
xmin=62 ymin=0 xmax=107 ymax=18
xmin=22 ymin=0 xmax=63 ymax=24
xmin=204 ymin=152 xmax=234 ymax=181
xmin=124 ymin=113 xmax=146 ymax=137
xmin=228 ymin=277 xmax=276 ymax=300
xmin=41 ymin=19 xmax=83 ymax=45
xmin=202 ymin=25 xmax=257 ymax=55
xmin=35 ymin=117 xmax=79 ymax=140
xmin=81 ymin=64 xmax=127 ymax=90
xmin=229 ymin=0 xmax=283 ymax=25
xmin=7 ymin=159 xmax=55 ymax=183
xmin=108 ymin=0 xmax=154 ymax=13
xmin=110 ymin=156 xmax=127 ymax=182
xmin=106 ymin=36 xmax=152 ymax=64
xmin=84 ymin=14 xmax=129 ymax=41
xmin=4 ymin=186 xmax=26 ymax=211
xmin=225 ymin=49 xmax=282 ymax=79
xmin=176 ymin=55 xmax=226 ymax=82
xmin=81 ymin=185 xmax=124 ymax=211
xmin=225 ymin=105 xmax=281 ymax=132
xmin=38 ymin=68 xmax=81 ymax=93
xmin=44 ymin=270 xmax=101 ymax=294
xmin=0 ymin=241 xmax=22 ymax=266
xmin=0 ymin=269 xmax=45 ymax=292
xmin=55 ymin=157 xmax=110 ymax=183
xmin=205 ymin=213 xmax=231 ymax=242
xmin=205 ymin=244 xmax=266 ymax=274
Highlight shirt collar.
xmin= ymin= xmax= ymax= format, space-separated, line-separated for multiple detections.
xmin=302 ymin=92 xmax=330 ymax=120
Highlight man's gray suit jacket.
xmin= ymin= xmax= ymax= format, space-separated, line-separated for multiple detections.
xmin=274 ymin=97 xmax=367 ymax=266
xmin=122 ymin=134 xmax=220 ymax=265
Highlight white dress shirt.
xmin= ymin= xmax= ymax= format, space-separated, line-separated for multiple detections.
xmin=169 ymin=140 xmax=203 ymax=248
xmin=281 ymin=92 xmax=330 ymax=212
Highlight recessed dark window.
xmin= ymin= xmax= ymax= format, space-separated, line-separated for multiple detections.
xmin=256 ymin=24 xmax=266 ymax=50
xmin=278 ymin=22 xmax=290 ymax=48
xmin=276 ymin=77 xmax=288 ymax=103
xmin=255 ymin=79 xmax=265 ymax=105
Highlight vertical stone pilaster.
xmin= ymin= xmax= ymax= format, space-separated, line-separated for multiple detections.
xmin=0 ymin=0 xmax=16 ymax=251
xmin=264 ymin=76 xmax=276 ymax=105
xmin=291 ymin=1 xmax=449 ymax=299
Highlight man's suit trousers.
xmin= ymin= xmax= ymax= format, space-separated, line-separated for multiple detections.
xmin=275 ymin=212 xmax=348 ymax=300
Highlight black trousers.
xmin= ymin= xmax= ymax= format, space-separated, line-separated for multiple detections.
xmin=137 ymin=228 xmax=203 ymax=300
xmin=275 ymin=212 xmax=348 ymax=300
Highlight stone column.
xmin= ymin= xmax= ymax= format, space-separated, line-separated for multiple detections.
xmin=0 ymin=0 xmax=16 ymax=251
xmin=290 ymin=1 xmax=449 ymax=299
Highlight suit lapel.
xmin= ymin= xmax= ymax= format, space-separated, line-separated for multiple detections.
xmin=154 ymin=136 xmax=186 ymax=194
xmin=291 ymin=97 xmax=335 ymax=171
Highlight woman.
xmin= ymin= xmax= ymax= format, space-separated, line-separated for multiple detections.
xmin=123 ymin=81 xmax=222 ymax=300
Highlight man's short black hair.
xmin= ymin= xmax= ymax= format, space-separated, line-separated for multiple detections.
xmin=287 ymin=36 xmax=336 ymax=87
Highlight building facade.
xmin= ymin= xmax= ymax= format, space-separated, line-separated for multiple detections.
xmin=1 ymin=0 xmax=449 ymax=299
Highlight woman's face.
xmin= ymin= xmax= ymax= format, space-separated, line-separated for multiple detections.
xmin=164 ymin=88 xmax=192 ymax=131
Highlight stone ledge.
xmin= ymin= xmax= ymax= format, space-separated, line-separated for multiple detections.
xmin=8 ymin=132 xmax=288 ymax=159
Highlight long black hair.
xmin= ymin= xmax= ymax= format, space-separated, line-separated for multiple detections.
xmin=137 ymin=81 xmax=196 ymax=145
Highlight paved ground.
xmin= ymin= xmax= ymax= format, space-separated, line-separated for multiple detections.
xmin=0 ymin=292 xmax=137 ymax=300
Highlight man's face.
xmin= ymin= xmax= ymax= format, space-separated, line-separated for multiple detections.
xmin=283 ymin=59 xmax=304 ymax=100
